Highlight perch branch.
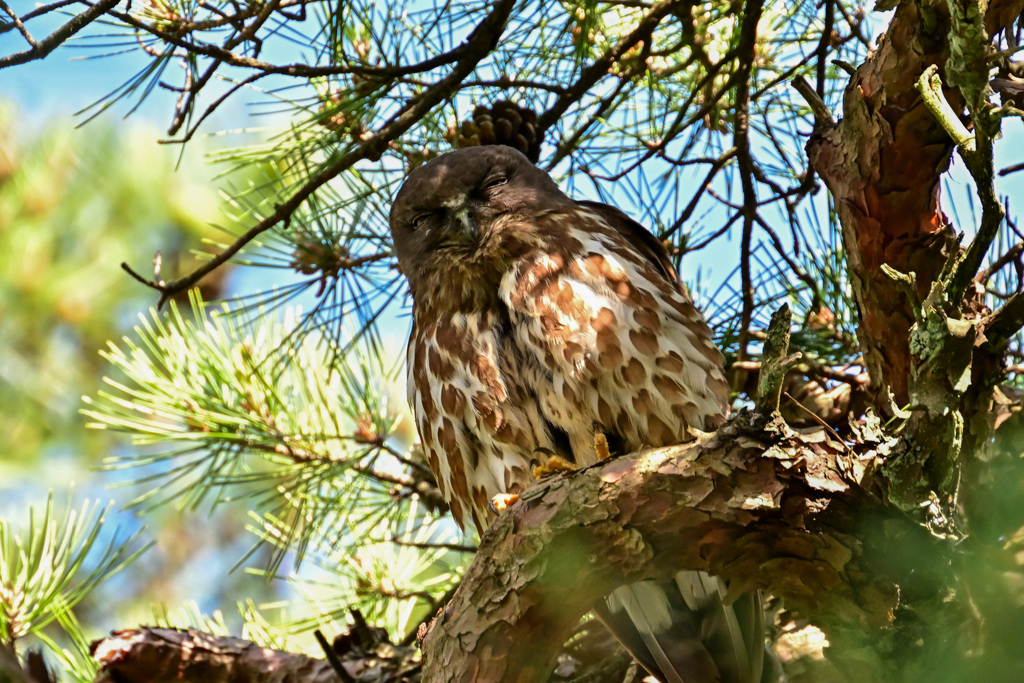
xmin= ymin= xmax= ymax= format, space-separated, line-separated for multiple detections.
xmin=421 ymin=410 xmax=912 ymax=682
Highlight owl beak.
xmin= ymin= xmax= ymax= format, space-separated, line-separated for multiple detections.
xmin=452 ymin=207 xmax=477 ymax=241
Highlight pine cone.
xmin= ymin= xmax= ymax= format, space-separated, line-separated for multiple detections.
xmin=452 ymin=100 xmax=543 ymax=163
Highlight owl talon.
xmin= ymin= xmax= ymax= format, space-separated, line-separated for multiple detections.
xmin=490 ymin=493 xmax=519 ymax=514
xmin=532 ymin=454 xmax=578 ymax=479
xmin=594 ymin=432 xmax=612 ymax=461
xmin=685 ymin=426 xmax=716 ymax=444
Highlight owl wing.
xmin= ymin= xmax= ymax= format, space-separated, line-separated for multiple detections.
xmin=499 ymin=203 xmax=729 ymax=464
xmin=575 ymin=199 xmax=681 ymax=291
xmin=499 ymin=204 xmax=766 ymax=683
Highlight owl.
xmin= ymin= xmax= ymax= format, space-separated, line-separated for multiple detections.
xmin=391 ymin=145 xmax=764 ymax=683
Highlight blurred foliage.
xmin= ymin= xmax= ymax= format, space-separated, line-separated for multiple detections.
xmin=0 ymin=103 xmax=270 ymax=680
xmin=0 ymin=103 xmax=228 ymax=470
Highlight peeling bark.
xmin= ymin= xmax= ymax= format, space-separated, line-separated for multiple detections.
xmin=88 ymin=404 xmax=1024 ymax=683
xmin=91 ymin=628 xmax=347 ymax=683
xmin=420 ymin=411 xmax=947 ymax=682
xmin=806 ymin=0 xmax=1024 ymax=409
xmin=807 ymin=1 xmax=953 ymax=408
xmin=87 ymin=615 xmax=634 ymax=682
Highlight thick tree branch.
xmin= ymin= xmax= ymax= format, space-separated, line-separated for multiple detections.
xmin=806 ymin=1 xmax=1018 ymax=408
xmin=91 ymin=627 xmax=386 ymax=682
xmin=420 ymin=410 xmax=929 ymax=682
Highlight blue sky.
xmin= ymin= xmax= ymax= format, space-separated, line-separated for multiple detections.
xmin=7 ymin=27 xmax=166 ymax=123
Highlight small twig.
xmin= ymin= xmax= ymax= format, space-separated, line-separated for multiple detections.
xmin=750 ymin=47 xmax=826 ymax=101
xmin=458 ymin=78 xmax=567 ymax=94
xmin=783 ymin=391 xmax=846 ymax=445
xmin=834 ymin=1 xmax=872 ymax=50
xmin=791 ymin=75 xmax=835 ymax=127
xmin=757 ymin=304 xmax=800 ymax=413
xmin=814 ymin=0 xmax=835 ymax=97
xmin=313 ymin=629 xmax=356 ymax=683
xmin=391 ymin=539 xmax=477 ymax=553
xmin=0 ymin=0 xmax=81 ymax=36
xmin=880 ymin=263 xmax=921 ymax=316
xmin=915 ymin=65 xmax=975 ymax=155
xmin=0 ymin=0 xmax=119 ymax=69
xmin=160 ymin=72 xmax=270 ymax=144
xmin=659 ymin=148 xmax=737 ymax=240
xmin=679 ymin=210 xmax=742 ymax=255
xmin=833 ymin=59 xmax=857 ymax=76
xmin=754 ymin=213 xmax=821 ymax=310
xmin=917 ymin=63 xmax=1007 ymax=305
xmin=983 ymin=291 xmax=1024 ymax=346
xmin=0 ymin=1 xmax=38 ymax=48
xmin=976 ymin=241 xmax=1024 ymax=286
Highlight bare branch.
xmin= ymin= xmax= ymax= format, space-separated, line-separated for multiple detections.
xmin=0 ymin=1 xmax=38 ymax=48
xmin=984 ymin=290 xmax=1024 ymax=346
xmin=732 ymin=0 xmax=766 ymax=383
xmin=0 ymin=0 xmax=119 ymax=69
xmin=792 ymin=75 xmax=836 ymax=127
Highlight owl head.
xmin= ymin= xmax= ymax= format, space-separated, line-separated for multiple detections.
xmin=389 ymin=145 xmax=571 ymax=291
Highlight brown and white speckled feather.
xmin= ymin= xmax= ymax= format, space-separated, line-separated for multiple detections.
xmin=500 ymin=206 xmax=728 ymax=469
xmin=405 ymin=203 xmax=727 ymax=531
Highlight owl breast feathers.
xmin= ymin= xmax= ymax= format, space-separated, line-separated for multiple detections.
xmin=390 ymin=145 xmax=729 ymax=532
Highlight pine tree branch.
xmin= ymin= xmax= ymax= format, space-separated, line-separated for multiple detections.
xmin=119 ymin=0 xmax=515 ymax=307
xmin=420 ymin=410 xmax=944 ymax=682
